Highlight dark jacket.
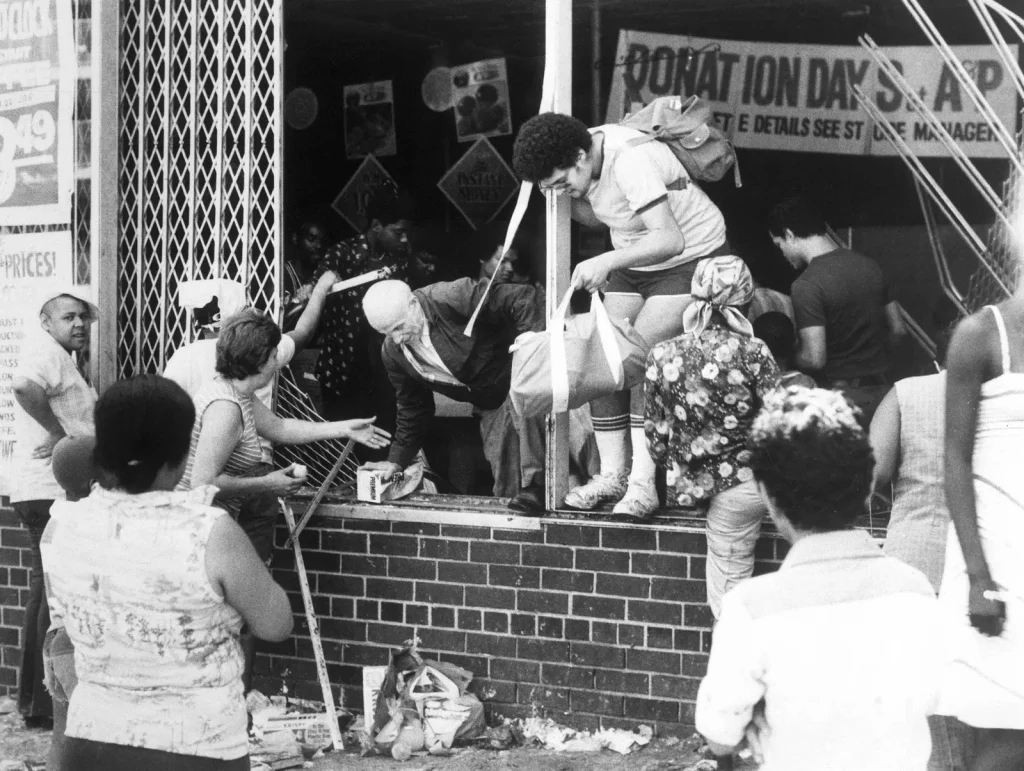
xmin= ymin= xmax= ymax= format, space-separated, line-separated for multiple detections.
xmin=383 ymin=278 xmax=544 ymax=467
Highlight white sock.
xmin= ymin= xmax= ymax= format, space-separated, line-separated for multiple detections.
xmin=628 ymin=422 xmax=656 ymax=487
xmin=593 ymin=426 xmax=629 ymax=477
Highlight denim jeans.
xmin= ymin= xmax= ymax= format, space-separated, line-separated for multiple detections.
xmin=13 ymin=499 xmax=54 ymax=720
xmin=927 ymin=714 xmax=977 ymax=771
xmin=43 ymin=626 xmax=77 ymax=771
xmin=704 ymin=480 xmax=768 ymax=618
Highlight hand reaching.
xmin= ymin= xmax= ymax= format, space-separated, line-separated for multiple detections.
xmin=314 ymin=270 xmax=341 ymax=297
xmin=340 ymin=417 xmax=391 ymax=450
xmin=359 ymin=460 xmax=402 ymax=482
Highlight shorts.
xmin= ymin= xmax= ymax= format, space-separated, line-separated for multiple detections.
xmin=604 ymin=241 xmax=732 ymax=300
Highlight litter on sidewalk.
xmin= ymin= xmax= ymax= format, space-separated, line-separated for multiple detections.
xmin=515 ymin=716 xmax=654 ymax=754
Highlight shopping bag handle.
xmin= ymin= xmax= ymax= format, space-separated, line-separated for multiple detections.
xmin=549 ymin=290 xmax=625 ymax=414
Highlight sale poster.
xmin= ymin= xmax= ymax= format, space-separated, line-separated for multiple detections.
xmin=451 ymin=58 xmax=512 ymax=143
xmin=437 ymin=138 xmax=518 ymax=230
xmin=0 ymin=0 xmax=75 ymax=225
xmin=332 ymin=155 xmax=398 ymax=234
xmin=344 ymin=80 xmax=397 ymax=159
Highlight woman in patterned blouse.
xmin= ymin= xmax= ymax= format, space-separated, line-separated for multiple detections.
xmin=644 ymin=256 xmax=779 ymax=618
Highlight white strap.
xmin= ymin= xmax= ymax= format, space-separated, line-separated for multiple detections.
xmin=988 ymin=304 xmax=1012 ymax=374
xmin=550 ymin=291 xmax=624 ymax=414
xmin=549 ymin=288 xmax=575 ymax=414
xmin=590 ymin=292 xmax=625 ymax=389
xmin=465 ymin=62 xmax=557 ymax=337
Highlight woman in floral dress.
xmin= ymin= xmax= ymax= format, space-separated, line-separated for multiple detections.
xmin=645 ymin=256 xmax=779 ymax=618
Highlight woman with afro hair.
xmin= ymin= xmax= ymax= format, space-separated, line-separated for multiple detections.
xmin=512 ymin=112 xmax=728 ymax=518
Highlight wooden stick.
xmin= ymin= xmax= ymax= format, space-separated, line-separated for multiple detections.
xmin=286 ymin=438 xmax=355 ymax=548
xmin=281 ymin=500 xmax=345 ymax=752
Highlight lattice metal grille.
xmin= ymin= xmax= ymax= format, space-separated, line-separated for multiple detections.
xmin=966 ymin=141 xmax=1023 ymax=312
xmin=117 ymin=0 xmax=282 ymax=378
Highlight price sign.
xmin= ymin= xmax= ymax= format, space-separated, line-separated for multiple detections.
xmin=0 ymin=0 xmax=75 ymax=225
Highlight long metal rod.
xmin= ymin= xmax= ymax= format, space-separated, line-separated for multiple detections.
xmin=860 ymin=35 xmax=1010 ymax=225
xmin=285 ymin=438 xmax=356 ymax=548
xmin=856 ymin=86 xmax=1011 ymax=298
xmin=913 ymin=175 xmax=968 ymax=314
xmin=969 ymin=0 xmax=1024 ymax=99
xmin=591 ymin=0 xmax=601 ymax=125
xmin=280 ymin=501 xmax=344 ymax=752
xmin=899 ymin=0 xmax=1023 ymax=171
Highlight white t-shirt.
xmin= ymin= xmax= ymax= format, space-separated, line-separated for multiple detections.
xmin=163 ymin=335 xmax=296 ymax=462
xmin=10 ymin=333 xmax=97 ymax=502
xmin=587 ymin=124 xmax=726 ymax=272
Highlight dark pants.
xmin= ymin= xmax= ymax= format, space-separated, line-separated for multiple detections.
xmin=836 ymin=382 xmax=890 ymax=428
xmin=13 ymin=499 xmax=54 ymax=720
xmin=231 ymin=464 xmax=280 ymax=693
xmin=59 ymin=737 xmax=249 ymax=771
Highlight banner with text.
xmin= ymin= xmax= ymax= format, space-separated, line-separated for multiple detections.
xmin=606 ymin=30 xmax=1019 ymax=158
xmin=0 ymin=0 xmax=75 ymax=225
xmin=0 ymin=230 xmax=74 ymax=493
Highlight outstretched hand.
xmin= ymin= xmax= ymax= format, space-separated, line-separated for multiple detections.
xmin=341 ymin=417 xmax=391 ymax=450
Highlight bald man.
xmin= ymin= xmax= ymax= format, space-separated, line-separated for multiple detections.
xmin=10 ymin=290 xmax=97 ymax=726
xmin=361 ymin=278 xmax=546 ymax=512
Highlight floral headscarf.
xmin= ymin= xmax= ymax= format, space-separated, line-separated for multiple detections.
xmin=681 ymin=255 xmax=754 ymax=338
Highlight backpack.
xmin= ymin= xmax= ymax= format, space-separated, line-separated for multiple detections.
xmin=619 ymin=95 xmax=741 ymax=187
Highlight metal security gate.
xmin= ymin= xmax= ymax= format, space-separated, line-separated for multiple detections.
xmin=117 ymin=0 xmax=283 ymax=378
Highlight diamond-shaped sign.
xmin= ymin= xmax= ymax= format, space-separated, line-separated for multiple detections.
xmin=331 ymin=155 xmax=398 ymax=234
xmin=437 ymin=138 xmax=519 ymax=230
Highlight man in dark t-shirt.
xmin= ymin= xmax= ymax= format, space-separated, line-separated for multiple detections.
xmin=768 ymin=197 xmax=906 ymax=425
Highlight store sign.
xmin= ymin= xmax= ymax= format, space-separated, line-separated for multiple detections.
xmin=344 ymin=80 xmax=397 ymax=159
xmin=0 ymin=0 xmax=75 ymax=225
xmin=606 ymin=30 xmax=1018 ymax=158
xmin=437 ymin=138 xmax=518 ymax=230
xmin=451 ymin=58 xmax=512 ymax=143
xmin=331 ymin=155 xmax=398 ymax=234
xmin=0 ymin=230 xmax=74 ymax=493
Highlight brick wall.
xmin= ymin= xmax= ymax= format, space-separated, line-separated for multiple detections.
xmin=0 ymin=499 xmax=791 ymax=734
xmin=254 ymin=510 xmax=791 ymax=735
xmin=0 ymin=503 xmax=30 ymax=694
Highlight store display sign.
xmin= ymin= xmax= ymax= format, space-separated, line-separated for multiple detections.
xmin=606 ymin=30 xmax=1019 ymax=158
xmin=332 ymin=155 xmax=398 ymax=234
xmin=0 ymin=0 xmax=75 ymax=225
xmin=344 ymin=80 xmax=397 ymax=159
xmin=451 ymin=58 xmax=512 ymax=143
xmin=437 ymin=137 xmax=518 ymax=230
xmin=0 ymin=230 xmax=73 ymax=493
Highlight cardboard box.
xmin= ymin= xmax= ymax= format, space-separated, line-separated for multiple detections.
xmin=357 ymin=469 xmax=394 ymax=503
xmin=363 ymin=665 xmax=388 ymax=724
xmin=258 ymin=712 xmax=334 ymax=749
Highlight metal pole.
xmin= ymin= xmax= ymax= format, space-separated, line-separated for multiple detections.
xmin=545 ymin=0 xmax=572 ymax=511
xmin=281 ymin=501 xmax=345 ymax=751
xmin=591 ymin=0 xmax=602 ymax=126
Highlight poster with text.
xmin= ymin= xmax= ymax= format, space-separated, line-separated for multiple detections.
xmin=437 ymin=138 xmax=519 ymax=229
xmin=451 ymin=58 xmax=512 ymax=143
xmin=344 ymin=80 xmax=397 ymax=159
xmin=0 ymin=230 xmax=74 ymax=493
xmin=0 ymin=0 xmax=75 ymax=225
xmin=605 ymin=30 xmax=1018 ymax=158
xmin=332 ymin=155 xmax=398 ymax=234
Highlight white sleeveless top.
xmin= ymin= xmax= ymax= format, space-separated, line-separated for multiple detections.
xmin=42 ymin=485 xmax=247 ymax=759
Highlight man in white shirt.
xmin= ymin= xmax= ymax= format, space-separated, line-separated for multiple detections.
xmin=10 ymin=288 xmax=98 ymax=726
xmin=696 ymin=387 xmax=950 ymax=771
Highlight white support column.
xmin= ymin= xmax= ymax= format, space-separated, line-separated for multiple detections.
xmin=92 ymin=0 xmax=122 ymax=392
xmin=545 ymin=0 xmax=572 ymax=510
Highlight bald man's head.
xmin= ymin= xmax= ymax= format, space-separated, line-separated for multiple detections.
xmin=362 ymin=280 xmax=425 ymax=345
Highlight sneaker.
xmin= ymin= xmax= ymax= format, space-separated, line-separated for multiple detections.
xmin=563 ymin=471 xmax=629 ymax=510
xmin=611 ymin=480 xmax=659 ymax=520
